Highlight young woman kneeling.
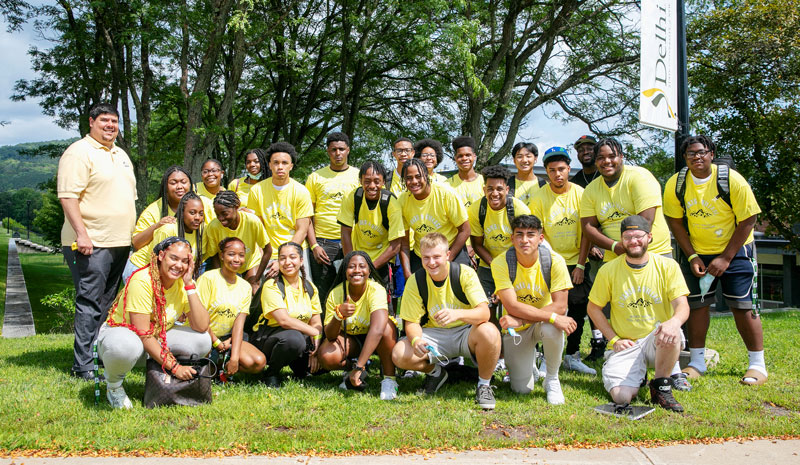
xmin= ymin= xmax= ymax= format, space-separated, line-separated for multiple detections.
xmin=251 ymin=242 xmax=322 ymax=387
xmin=198 ymin=237 xmax=266 ymax=377
xmin=317 ymin=251 xmax=398 ymax=400
xmin=97 ymin=237 xmax=211 ymax=409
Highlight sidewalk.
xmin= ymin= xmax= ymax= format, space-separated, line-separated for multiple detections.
xmin=3 ymin=439 xmax=799 ymax=464
xmin=2 ymin=238 xmax=35 ymax=337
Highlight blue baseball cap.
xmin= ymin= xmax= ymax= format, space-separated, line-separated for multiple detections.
xmin=542 ymin=146 xmax=572 ymax=166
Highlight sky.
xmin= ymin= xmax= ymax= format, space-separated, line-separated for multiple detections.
xmin=0 ymin=14 xmax=590 ymax=169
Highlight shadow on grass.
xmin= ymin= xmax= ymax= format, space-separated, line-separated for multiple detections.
xmin=5 ymin=344 xmax=73 ymax=372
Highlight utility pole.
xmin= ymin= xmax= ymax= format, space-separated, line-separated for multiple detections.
xmin=675 ymin=0 xmax=689 ymax=171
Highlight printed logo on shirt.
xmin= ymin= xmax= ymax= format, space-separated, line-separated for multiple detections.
xmin=518 ymin=294 xmax=541 ymax=305
xmin=363 ymin=229 xmax=378 ymax=239
xmin=689 ymin=209 xmax=712 ymax=218
xmin=416 ymin=224 xmax=435 ymax=234
xmin=607 ymin=211 xmax=626 ymax=220
xmin=618 ymin=285 xmax=663 ymax=309
xmin=626 ymin=298 xmax=653 ymax=309
xmin=554 ymin=217 xmax=576 ymax=226
xmin=490 ymin=233 xmax=509 ymax=242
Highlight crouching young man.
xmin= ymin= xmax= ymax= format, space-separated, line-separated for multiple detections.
xmin=392 ymin=233 xmax=501 ymax=409
xmin=492 ymin=215 xmax=577 ymax=404
xmin=587 ymin=215 xmax=690 ymax=412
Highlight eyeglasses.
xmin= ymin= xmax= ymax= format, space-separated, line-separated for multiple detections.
xmin=394 ymin=148 xmax=413 ymax=155
xmin=201 ymin=168 xmax=222 ymax=175
xmin=419 ymin=153 xmax=436 ymax=159
xmin=621 ymin=232 xmax=648 ymax=242
xmin=685 ymin=149 xmax=710 ymax=159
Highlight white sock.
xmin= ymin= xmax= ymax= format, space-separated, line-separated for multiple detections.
xmin=748 ymin=350 xmax=767 ymax=376
xmin=689 ymin=347 xmax=706 ymax=372
xmin=107 ymin=380 xmax=123 ymax=389
xmin=592 ymin=329 xmax=603 ymax=339
xmin=429 ymin=364 xmax=442 ymax=377
xmin=477 ymin=376 xmax=491 ymax=387
xmin=671 ymin=360 xmax=682 ymax=376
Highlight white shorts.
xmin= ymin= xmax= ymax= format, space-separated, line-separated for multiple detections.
xmin=419 ymin=325 xmax=476 ymax=365
xmin=601 ymin=327 xmax=685 ymax=392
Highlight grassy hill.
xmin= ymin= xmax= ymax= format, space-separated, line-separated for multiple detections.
xmin=0 ymin=139 xmax=76 ymax=192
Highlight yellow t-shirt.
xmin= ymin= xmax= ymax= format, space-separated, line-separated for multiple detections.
xmin=663 ymin=165 xmax=760 ymax=254
xmin=512 ymin=177 xmax=543 ymax=205
xmin=128 ymin=223 xmax=201 ymax=269
xmin=431 ymin=172 xmax=448 ymax=184
xmin=255 ymin=276 xmax=321 ymax=330
xmin=579 ymin=165 xmax=672 ymax=261
xmin=246 ymin=178 xmax=314 ymax=259
xmin=133 ymin=197 xmax=215 ymax=237
xmin=197 ymin=269 xmax=251 ymax=337
xmin=204 ymin=211 xmax=267 ymax=271
xmin=528 ymin=183 xmax=585 ymax=265
xmin=467 ymin=197 xmax=531 ymax=267
xmin=398 ymin=183 xmax=469 ymax=256
xmin=195 ymin=182 xmax=224 ymax=201
xmin=589 ymin=254 xmax=689 ymax=340
xmin=305 ymin=166 xmax=360 ymax=240
xmin=228 ymin=178 xmax=254 ymax=204
xmin=399 ymin=264 xmax=488 ymax=329
xmin=57 ymin=135 xmax=137 ymax=247
xmin=447 ymin=174 xmax=486 ymax=210
xmin=324 ymin=280 xmax=388 ymax=335
xmin=107 ymin=268 xmax=189 ymax=333
xmin=337 ymin=189 xmax=405 ymax=263
xmin=491 ymin=248 xmax=572 ymax=331
xmin=389 ymin=169 xmax=406 ymax=197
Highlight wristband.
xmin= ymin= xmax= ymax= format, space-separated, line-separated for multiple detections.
xmin=312 ymin=334 xmax=322 ymax=341
xmin=170 ymin=362 xmax=181 ymax=374
xmin=575 ymin=264 xmax=585 ymax=270
xmin=687 ymin=253 xmax=699 ymax=262
xmin=186 ymin=289 xmax=197 ymax=296
xmin=411 ymin=336 xmax=420 ymax=347
xmin=311 ymin=243 xmax=319 ymax=250
xmin=212 ymin=339 xmax=222 ymax=349
xmin=607 ymin=336 xmax=620 ymax=350
xmin=184 ymin=282 xmax=196 ymax=291
xmin=549 ymin=312 xmax=557 ymax=324
xmin=610 ymin=241 xmax=619 ymax=253
xmin=333 ymin=304 xmax=343 ymax=321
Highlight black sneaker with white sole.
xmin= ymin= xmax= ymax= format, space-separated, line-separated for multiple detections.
xmin=650 ymin=377 xmax=684 ymax=413
xmin=475 ymin=384 xmax=496 ymax=410
xmin=423 ymin=368 xmax=449 ymax=395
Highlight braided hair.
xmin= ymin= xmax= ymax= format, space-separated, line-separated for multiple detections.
xmin=594 ymin=138 xmax=625 ymax=159
xmin=401 ymin=158 xmax=430 ymax=189
xmin=213 ymin=190 xmax=241 ymax=210
xmin=175 ymin=191 xmax=204 ymax=279
xmin=331 ymin=251 xmax=383 ymax=302
xmin=359 ymin=160 xmax=387 ymax=182
xmin=159 ymin=165 xmax=194 ymax=218
xmin=680 ymin=135 xmax=716 ymax=157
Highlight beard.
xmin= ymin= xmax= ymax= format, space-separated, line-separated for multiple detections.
xmin=625 ymin=244 xmax=648 ymax=259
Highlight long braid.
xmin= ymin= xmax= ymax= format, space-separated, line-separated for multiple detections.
xmin=213 ymin=190 xmax=241 ymax=210
xmin=158 ymin=165 xmax=195 ymax=218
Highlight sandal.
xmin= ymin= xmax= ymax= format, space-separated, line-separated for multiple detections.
xmin=740 ymin=368 xmax=767 ymax=386
xmin=682 ymin=366 xmax=704 ymax=379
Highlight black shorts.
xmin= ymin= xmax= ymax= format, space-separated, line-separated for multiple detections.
xmin=680 ymin=243 xmax=756 ymax=310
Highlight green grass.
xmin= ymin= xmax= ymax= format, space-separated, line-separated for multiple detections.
xmin=17 ymin=248 xmax=74 ymax=334
xmin=0 ymin=312 xmax=798 ymax=455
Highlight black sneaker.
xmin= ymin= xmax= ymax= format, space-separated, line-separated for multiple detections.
xmin=670 ymin=373 xmax=692 ymax=392
xmin=650 ymin=377 xmax=684 ymax=412
xmin=423 ymin=368 xmax=449 ymax=395
xmin=263 ymin=375 xmax=281 ymax=388
xmin=586 ymin=337 xmax=607 ymax=361
xmin=71 ymin=370 xmax=95 ymax=382
xmin=475 ymin=384 xmax=496 ymax=410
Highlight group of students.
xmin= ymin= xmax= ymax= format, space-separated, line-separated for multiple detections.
xmin=95 ymin=131 xmax=766 ymax=414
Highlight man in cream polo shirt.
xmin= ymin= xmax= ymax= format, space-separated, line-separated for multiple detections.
xmin=58 ymin=103 xmax=137 ymax=381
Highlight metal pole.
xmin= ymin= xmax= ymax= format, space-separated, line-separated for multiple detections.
xmin=674 ymin=0 xmax=690 ymax=171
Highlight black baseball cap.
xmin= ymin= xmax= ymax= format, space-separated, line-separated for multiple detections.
xmin=573 ymin=135 xmax=597 ymax=148
xmin=620 ymin=215 xmax=651 ymax=235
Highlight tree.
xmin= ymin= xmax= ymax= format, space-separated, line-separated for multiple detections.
xmin=688 ymin=0 xmax=800 ymax=248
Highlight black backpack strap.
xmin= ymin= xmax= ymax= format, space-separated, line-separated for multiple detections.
xmin=538 ymin=245 xmax=551 ymax=291
xmin=508 ymin=176 xmax=516 ymax=197
xmin=538 ymin=177 xmax=546 ymax=188
xmin=675 ymin=166 xmax=690 ymax=213
xmin=353 ymin=186 xmax=365 ymax=225
xmin=506 ymin=248 xmax=517 ymax=284
xmin=414 ymin=269 xmax=429 ymax=326
xmin=478 ymin=197 xmax=488 ymax=230
xmin=505 ymin=195 xmax=515 ymax=227
xmin=379 ymin=189 xmax=394 ymax=232
xmin=449 ymin=263 xmax=468 ymax=307
xmin=716 ymin=164 xmax=732 ymax=208
xmin=302 ymin=279 xmax=315 ymax=299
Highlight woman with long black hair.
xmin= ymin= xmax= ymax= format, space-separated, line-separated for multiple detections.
xmin=316 ymin=251 xmax=398 ymax=400
xmin=229 ymin=148 xmax=269 ymax=205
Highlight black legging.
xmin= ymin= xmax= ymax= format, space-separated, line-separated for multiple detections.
xmin=565 ymin=263 xmax=594 ymax=354
xmin=252 ymin=325 xmax=311 ymax=377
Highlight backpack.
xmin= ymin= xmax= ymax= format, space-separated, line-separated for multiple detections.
xmin=413 ymin=263 xmax=470 ymax=326
xmin=505 ymin=245 xmax=552 ymax=291
xmin=478 ymin=195 xmax=515 ymax=232
xmin=508 ymin=176 xmax=546 ymax=197
xmin=245 ymin=276 xmax=316 ymax=333
xmin=353 ymin=186 xmax=395 ymax=232
xmin=675 ymin=163 xmax=732 ymax=212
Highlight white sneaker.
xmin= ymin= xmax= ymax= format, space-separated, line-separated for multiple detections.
xmin=402 ymin=370 xmax=421 ymax=379
xmin=106 ymin=385 xmax=133 ymax=409
xmin=543 ymin=376 xmax=565 ymax=405
xmin=495 ymin=358 xmax=506 ymax=373
xmin=379 ymin=378 xmax=399 ymax=400
xmin=562 ymin=352 xmax=597 ymax=375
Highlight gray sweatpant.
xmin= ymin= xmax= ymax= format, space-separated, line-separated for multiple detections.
xmin=502 ymin=322 xmax=564 ymax=394
xmin=97 ymin=323 xmax=212 ymax=386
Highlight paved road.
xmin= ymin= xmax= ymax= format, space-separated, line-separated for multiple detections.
xmin=2 ymin=439 xmax=799 ymax=464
